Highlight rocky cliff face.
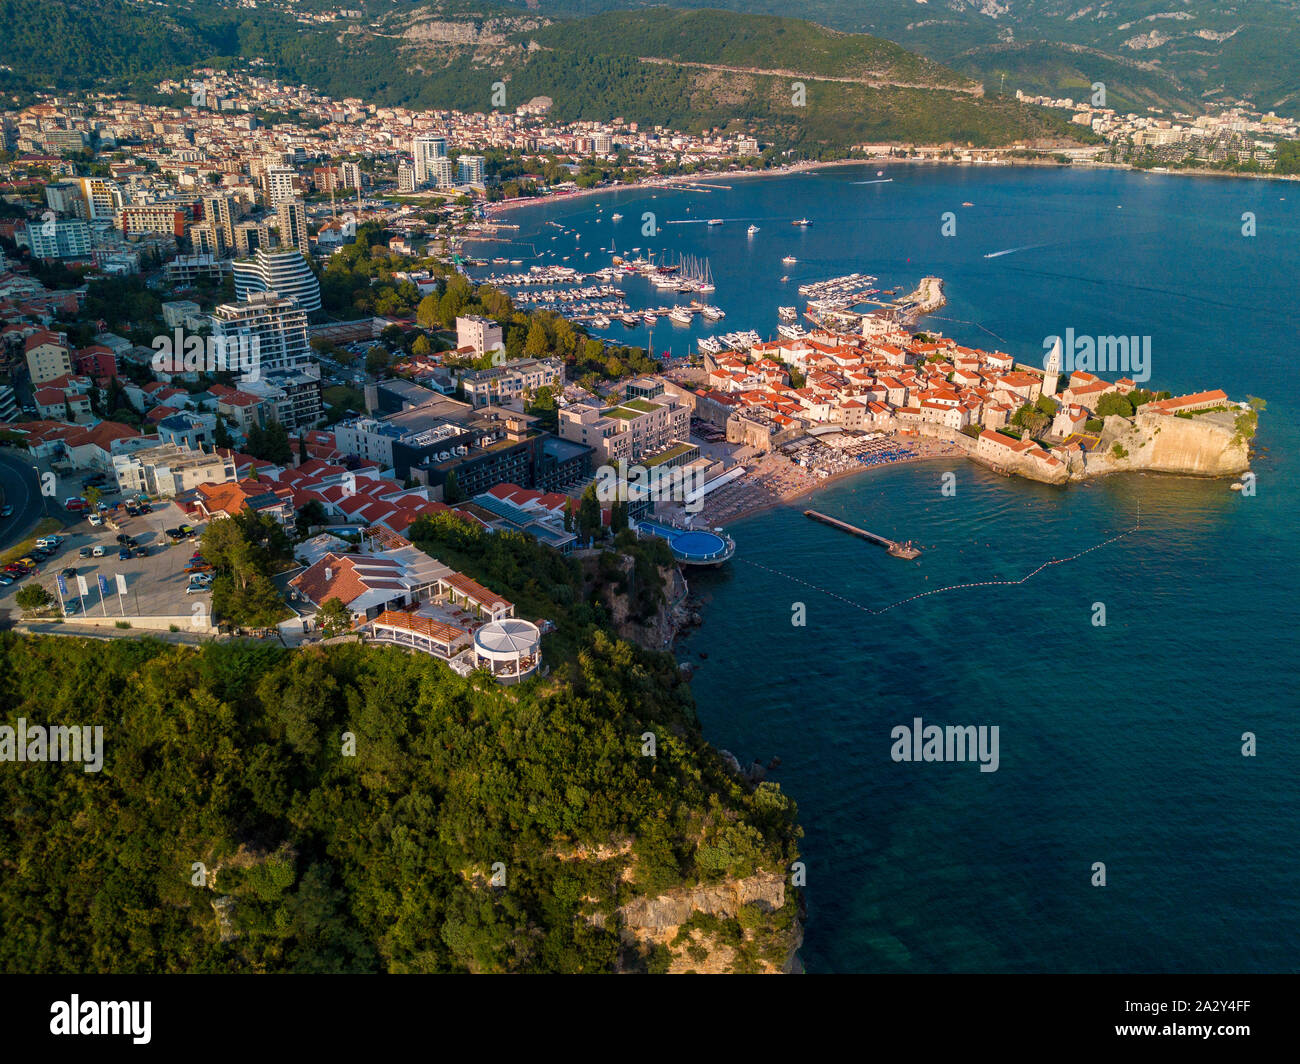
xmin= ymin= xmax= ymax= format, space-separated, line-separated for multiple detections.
xmin=585 ymin=554 xmax=693 ymax=651
xmin=1067 ymin=410 xmax=1252 ymax=479
xmin=616 ymin=870 xmax=803 ymax=974
xmin=559 ymin=839 xmax=803 ymax=973
xmin=396 ymin=15 xmax=547 ymax=46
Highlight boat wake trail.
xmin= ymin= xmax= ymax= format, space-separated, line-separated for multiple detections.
xmin=983 ymin=243 xmax=1048 ymax=259
xmin=739 ymin=520 xmax=1141 ymax=616
xmin=852 ymin=178 xmax=894 ymax=185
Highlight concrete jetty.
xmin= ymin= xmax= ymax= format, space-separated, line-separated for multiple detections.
xmin=804 ymin=510 xmax=922 ymax=559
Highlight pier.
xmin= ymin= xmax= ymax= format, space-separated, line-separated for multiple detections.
xmin=803 ymin=510 xmax=921 ymax=559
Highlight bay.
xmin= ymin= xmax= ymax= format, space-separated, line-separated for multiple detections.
xmin=476 ymin=164 xmax=1299 ymax=972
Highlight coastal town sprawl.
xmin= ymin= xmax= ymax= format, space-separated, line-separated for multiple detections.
xmin=0 ymin=65 xmax=1259 ymax=654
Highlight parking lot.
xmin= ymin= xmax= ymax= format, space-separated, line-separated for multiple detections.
xmin=0 ymin=500 xmax=210 ymax=620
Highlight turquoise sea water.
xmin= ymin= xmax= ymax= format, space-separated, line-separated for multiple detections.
xmin=475 ymin=165 xmax=1299 ymax=972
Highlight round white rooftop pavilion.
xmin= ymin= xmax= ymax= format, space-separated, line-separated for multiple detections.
xmin=473 ymin=619 xmax=542 ymax=683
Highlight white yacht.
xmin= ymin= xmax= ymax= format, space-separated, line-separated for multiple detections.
xmin=747 ymin=224 xmax=760 ymax=235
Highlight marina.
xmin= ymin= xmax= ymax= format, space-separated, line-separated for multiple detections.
xmin=467 ymin=188 xmax=947 ymax=344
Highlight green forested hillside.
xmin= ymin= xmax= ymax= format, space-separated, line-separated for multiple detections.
xmin=523 ymin=9 xmax=974 ymax=89
xmin=946 ymin=42 xmax=1200 ymax=114
xmin=0 ymin=519 xmax=802 ymax=973
xmin=2 ymin=1 xmax=1091 ymax=152
xmin=0 ymin=0 xmax=204 ymax=88
xmin=510 ymin=0 xmax=1300 ymax=115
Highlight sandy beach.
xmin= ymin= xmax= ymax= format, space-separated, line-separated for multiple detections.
xmin=688 ymin=437 xmax=964 ymax=526
xmin=479 ymin=152 xmax=1298 ymax=226
xmin=482 ymin=159 xmax=867 ymax=218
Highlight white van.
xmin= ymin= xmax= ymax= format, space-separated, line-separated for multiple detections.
xmin=92 ymin=545 xmax=106 ymax=557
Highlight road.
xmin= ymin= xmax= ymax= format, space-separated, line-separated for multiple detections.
xmin=0 ymin=449 xmax=54 ymax=552
xmin=6 ymin=621 xmax=295 ymax=648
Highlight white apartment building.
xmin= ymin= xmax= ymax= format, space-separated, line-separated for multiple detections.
xmin=455 ymin=314 xmax=504 ymax=357
xmin=413 ymin=134 xmax=447 ymax=186
xmin=460 ymin=358 xmax=564 ymax=410
xmin=264 ymin=164 xmax=298 ymax=207
xmin=112 ymin=442 xmax=237 ymax=498
xmin=276 ymin=198 xmax=309 ymax=254
xmin=25 ymin=219 xmax=91 ymax=260
xmin=457 ymin=155 xmax=486 ymax=185
xmin=211 ymin=292 xmax=312 ymax=376
xmin=333 ymin=417 xmax=409 ymax=469
xmin=558 ymin=394 xmax=689 ymax=464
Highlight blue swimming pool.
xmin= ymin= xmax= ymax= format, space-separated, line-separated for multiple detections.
xmin=636 ymin=522 xmax=734 ymax=564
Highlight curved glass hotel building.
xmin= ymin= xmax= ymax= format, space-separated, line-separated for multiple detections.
xmin=233 ymin=248 xmax=321 ymax=312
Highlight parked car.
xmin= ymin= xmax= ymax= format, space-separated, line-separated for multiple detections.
xmin=35 ymin=536 xmax=62 ymax=550
xmin=92 ymin=545 xmax=106 ymax=557
xmin=64 ymin=600 xmax=80 ymax=616
xmin=64 ymin=498 xmax=88 ymax=512
xmin=178 ymin=524 xmax=195 ymax=535
xmin=115 ymin=533 xmax=132 ymax=545
xmin=78 ymin=546 xmax=93 ymax=559
xmin=184 ymin=562 xmax=214 ymax=574
xmin=0 ymin=573 xmax=14 ymax=586
xmin=87 ymin=514 xmax=103 ymax=527
xmin=117 ymin=548 xmax=131 ymax=561
xmin=60 ymin=566 xmax=77 ymax=579
xmin=132 ymin=546 xmax=149 ymax=558
xmin=0 ymin=505 xmax=12 ymax=518
xmin=185 ymin=584 xmax=211 ymax=594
